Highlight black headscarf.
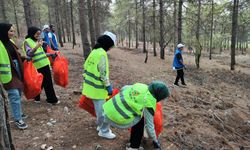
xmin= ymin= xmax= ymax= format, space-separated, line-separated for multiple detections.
xmin=0 ymin=23 xmax=12 ymax=43
xmin=0 ymin=23 xmax=18 ymax=60
xmin=25 ymin=26 xmax=41 ymax=41
xmin=148 ymin=81 xmax=170 ymax=102
xmin=93 ymin=35 xmax=114 ymax=51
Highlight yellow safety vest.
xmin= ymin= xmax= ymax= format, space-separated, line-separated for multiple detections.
xmin=22 ymin=38 xmax=50 ymax=69
xmin=0 ymin=40 xmax=12 ymax=84
xmin=103 ymin=83 xmax=156 ymax=125
xmin=82 ymin=48 xmax=109 ymax=99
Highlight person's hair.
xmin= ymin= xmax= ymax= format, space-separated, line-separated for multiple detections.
xmin=49 ymin=24 xmax=54 ymax=29
xmin=25 ymin=26 xmax=41 ymax=41
xmin=93 ymin=35 xmax=114 ymax=51
xmin=0 ymin=23 xmax=12 ymax=43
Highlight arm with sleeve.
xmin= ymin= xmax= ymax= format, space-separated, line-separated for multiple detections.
xmin=144 ymin=108 xmax=157 ymax=141
xmin=97 ymin=55 xmax=110 ymax=87
xmin=176 ymin=53 xmax=183 ymax=65
xmin=24 ymin=42 xmax=35 ymax=57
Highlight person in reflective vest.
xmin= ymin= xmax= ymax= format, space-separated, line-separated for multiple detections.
xmin=0 ymin=23 xmax=28 ymax=129
xmin=22 ymin=26 xmax=59 ymax=105
xmin=101 ymin=81 xmax=170 ymax=150
xmin=82 ymin=31 xmax=117 ymax=139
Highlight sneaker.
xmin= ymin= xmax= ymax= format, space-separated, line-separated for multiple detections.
xmin=34 ymin=100 xmax=41 ymax=103
xmin=98 ymin=130 xmax=116 ymax=139
xmin=181 ymin=83 xmax=187 ymax=86
xmin=15 ymin=120 xmax=28 ymax=130
xmin=22 ymin=114 xmax=28 ymax=119
xmin=96 ymin=126 xmax=100 ymax=131
xmin=173 ymin=83 xmax=179 ymax=87
xmin=48 ymin=100 xmax=61 ymax=105
xmin=126 ymin=143 xmax=144 ymax=150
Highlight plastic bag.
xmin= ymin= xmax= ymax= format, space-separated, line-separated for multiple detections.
xmin=46 ymin=45 xmax=56 ymax=65
xmin=78 ymin=88 xmax=119 ymax=117
xmin=23 ymin=60 xmax=43 ymax=99
xmin=154 ymin=102 xmax=163 ymax=137
xmin=53 ymin=55 xmax=68 ymax=87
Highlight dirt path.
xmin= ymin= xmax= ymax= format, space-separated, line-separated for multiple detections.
xmin=11 ymin=43 xmax=250 ymax=150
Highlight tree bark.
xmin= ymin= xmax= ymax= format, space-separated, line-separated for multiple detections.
xmin=78 ymin=0 xmax=91 ymax=59
xmin=93 ymin=0 xmax=100 ymax=39
xmin=195 ymin=0 xmax=201 ymax=69
xmin=11 ymin=0 xmax=20 ymax=37
xmin=153 ymin=0 xmax=156 ymax=56
xmin=54 ymin=0 xmax=63 ymax=47
xmin=87 ymin=0 xmax=96 ymax=48
xmin=142 ymin=0 xmax=146 ymax=53
xmin=173 ymin=1 xmax=177 ymax=49
xmin=22 ymin=0 xmax=33 ymax=28
xmin=0 ymin=0 xmax=7 ymax=22
xmin=135 ymin=0 xmax=139 ymax=49
xmin=177 ymin=0 xmax=183 ymax=43
xmin=0 ymin=84 xmax=15 ymax=150
xmin=209 ymin=0 xmax=214 ymax=60
xmin=70 ymin=0 xmax=76 ymax=48
xmin=159 ymin=0 xmax=164 ymax=59
xmin=231 ymin=0 xmax=239 ymax=70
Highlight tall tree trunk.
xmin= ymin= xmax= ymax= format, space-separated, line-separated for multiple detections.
xmin=12 ymin=0 xmax=20 ymax=37
xmin=70 ymin=0 xmax=76 ymax=48
xmin=159 ymin=0 xmax=164 ymax=59
xmin=153 ymin=0 xmax=156 ymax=56
xmin=0 ymin=0 xmax=7 ymax=22
xmin=128 ymin=10 xmax=131 ymax=48
xmin=209 ymin=0 xmax=214 ymax=60
xmin=173 ymin=1 xmax=177 ymax=49
xmin=195 ymin=0 xmax=202 ymax=69
xmin=47 ymin=0 xmax=52 ymax=24
xmin=177 ymin=0 xmax=183 ymax=43
xmin=22 ymin=0 xmax=33 ymax=28
xmin=54 ymin=0 xmax=63 ymax=47
xmin=93 ymin=0 xmax=100 ymax=39
xmin=231 ymin=0 xmax=239 ymax=70
xmin=0 ymin=84 xmax=15 ymax=150
xmin=142 ymin=0 xmax=146 ymax=53
xmin=135 ymin=0 xmax=139 ymax=49
xmin=88 ymin=0 xmax=96 ymax=48
xmin=78 ymin=0 xmax=91 ymax=59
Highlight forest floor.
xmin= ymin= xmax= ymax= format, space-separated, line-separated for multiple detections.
xmin=10 ymin=42 xmax=250 ymax=150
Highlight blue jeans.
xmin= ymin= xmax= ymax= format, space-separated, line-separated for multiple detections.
xmin=92 ymin=99 xmax=110 ymax=133
xmin=7 ymin=89 xmax=23 ymax=121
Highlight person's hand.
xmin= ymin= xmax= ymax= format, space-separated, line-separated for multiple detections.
xmin=153 ymin=140 xmax=161 ymax=149
xmin=106 ymin=85 xmax=113 ymax=96
xmin=51 ymin=53 xmax=57 ymax=59
xmin=37 ymin=40 xmax=44 ymax=47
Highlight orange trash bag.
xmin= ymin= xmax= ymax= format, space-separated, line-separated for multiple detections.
xmin=23 ymin=60 xmax=43 ymax=99
xmin=53 ymin=54 xmax=68 ymax=88
xmin=154 ymin=102 xmax=163 ymax=138
xmin=46 ymin=45 xmax=56 ymax=65
xmin=78 ymin=88 xmax=119 ymax=117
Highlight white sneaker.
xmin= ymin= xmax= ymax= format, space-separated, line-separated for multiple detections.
xmin=98 ymin=130 xmax=116 ymax=139
xmin=96 ymin=126 xmax=100 ymax=131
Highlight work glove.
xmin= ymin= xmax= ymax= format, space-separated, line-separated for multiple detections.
xmin=51 ymin=53 xmax=58 ymax=59
xmin=26 ymin=56 xmax=32 ymax=61
xmin=153 ymin=140 xmax=161 ymax=149
xmin=106 ymin=85 xmax=113 ymax=96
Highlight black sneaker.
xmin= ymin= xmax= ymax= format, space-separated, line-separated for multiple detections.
xmin=173 ymin=83 xmax=179 ymax=87
xmin=126 ymin=143 xmax=144 ymax=150
xmin=48 ymin=100 xmax=61 ymax=106
xmin=22 ymin=114 xmax=28 ymax=119
xmin=15 ymin=120 xmax=28 ymax=130
xmin=182 ymin=83 xmax=187 ymax=87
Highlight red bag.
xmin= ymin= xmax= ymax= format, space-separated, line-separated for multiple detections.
xmin=23 ymin=61 xmax=43 ymax=99
xmin=78 ymin=88 xmax=119 ymax=117
xmin=154 ymin=102 xmax=163 ymax=137
xmin=46 ymin=45 xmax=56 ymax=65
xmin=53 ymin=55 xmax=68 ymax=87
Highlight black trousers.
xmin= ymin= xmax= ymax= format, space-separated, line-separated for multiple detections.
xmin=35 ymin=65 xmax=58 ymax=103
xmin=130 ymin=117 xmax=144 ymax=148
xmin=174 ymin=68 xmax=185 ymax=85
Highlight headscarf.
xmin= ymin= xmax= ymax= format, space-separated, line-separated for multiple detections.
xmin=148 ymin=81 xmax=170 ymax=102
xmin=93 ymin=35 xmax=114 ymax=51
xmin=0 ymin=23 xmax=12 ymax=43
xmin=25 ymin=26 xmax=41 ymax=41
xmin=0 ymin=23 xmax=18 ymax=60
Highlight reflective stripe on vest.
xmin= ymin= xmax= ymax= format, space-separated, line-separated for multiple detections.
xmin=0 ymin=40 xmax=12 ymax=84
xmin=23 ymin=38 xmax=50 ymax=69
xmin=82 ymin=48 xmax=109 ymax=99
xmin=103 ymin=83 xmax=156 ymax=125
